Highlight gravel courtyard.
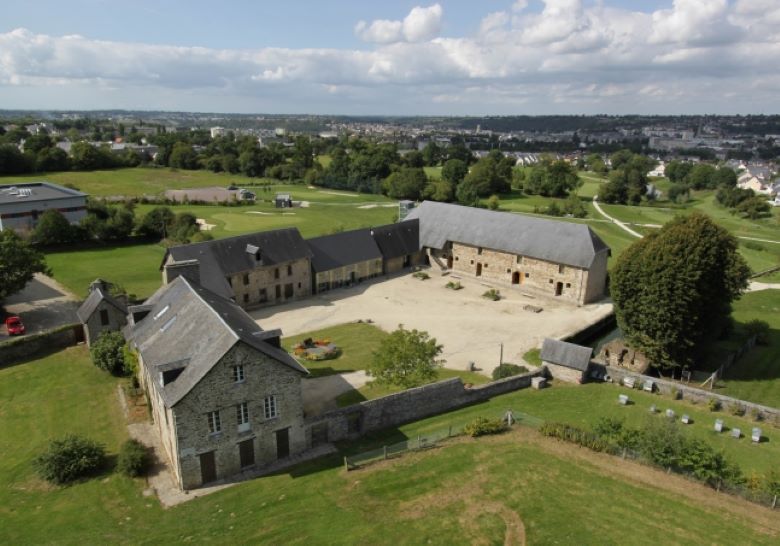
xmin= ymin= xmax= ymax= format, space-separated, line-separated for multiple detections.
xmin=251 ymin=271 xmax=613 ymax=376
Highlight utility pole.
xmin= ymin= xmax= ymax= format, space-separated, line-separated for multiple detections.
xmin=499 ymin=342 xmax=503 ymax=366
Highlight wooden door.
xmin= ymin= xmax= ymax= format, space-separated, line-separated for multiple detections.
xmin=476 ymin=263 xmax=482 ymax=277
xmin=555 ymin=282 xmax=563 ymax=296
xmin=238 ymin=439 xmax=255 ymax=468
xmin=276 ymin=428 xmax=290 ymax=459
xmin=199 ymin=451 xmax=217 ymax=485
xmin=512 ymin=271 xmax=520 ymax=285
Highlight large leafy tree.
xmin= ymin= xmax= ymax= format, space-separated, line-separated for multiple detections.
xmin=611 ymin=212 xmax=750 ymax=369
xmin=368 ymin=325 xmax=443 ymax=388
xmin=383 ymin=167 xmax=428 ymax=200
xmin=0 ymin=230 xmax=49 ymax=300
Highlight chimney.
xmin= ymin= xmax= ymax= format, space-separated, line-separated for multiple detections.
xmin=163 ymin=259 xmax=201 ymax=286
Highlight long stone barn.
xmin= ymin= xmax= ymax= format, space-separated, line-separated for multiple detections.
xmin=405 ymin=201 xmax=610 ymax=305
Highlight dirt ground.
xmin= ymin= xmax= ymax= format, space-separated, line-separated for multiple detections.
xmin=251 ymin=271 xmax=613 ymax=376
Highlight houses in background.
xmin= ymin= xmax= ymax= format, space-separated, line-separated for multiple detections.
xmin=0 ymin=181 xmax=88 ymax=233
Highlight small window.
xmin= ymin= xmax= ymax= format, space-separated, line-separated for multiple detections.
xmin=506 ymin=268 xmax=511 ymax=274
xmin=558 ymin=264 xmax=565 ymax=274
xmin=232 ymin=365 xmax=245 ymax=383
xmin=287 ymin=264 xmax=293 ymax=276
xmin=549 ymin=279 xmax=554 ymax=284
xmin=477 ymin=247 xmax=483 ymax=255
xmin=274 ymin=268 xmax=280 ymax=279
xmin=455 ymin=256 xmax=459 ymax=261
xmin=243 ymin=274 xmax=249 ymax=285
xmin=297 ymin=282 xmax=301 ymax=289
xmin=516 ymin=256 xmax=522 ymax=264
xmin=243 ymin=293 xmax=249 ymax=304
xmin=524 ymin=272 xmax=529 ymax=278
xmin=470 ymin=260 xmax=474 ymax=265
xmin=99 ymin=309 xmax=110 ymax=326
xmin=207 ymin=410 xmax=221 ymax=434
xmin=566 ymin=282 xmax=571 ymax=288
xmin=259 ymin=288 xmax=268 ymax=303
xmin=264 ymin=395 xmax=279 ymax=419
xmin=484 ymin=264 xmax=488 ymax=268
xmin=236 ymin=402 xmax=250 ymax=432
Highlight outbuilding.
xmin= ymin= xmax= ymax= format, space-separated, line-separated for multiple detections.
xmin=76 ymin=279 xmax=128 ymax=346
xmin=540 ymin=338 xmax=593 ymax=383
xmin=0 ymin=182 xmax=88 ymax=234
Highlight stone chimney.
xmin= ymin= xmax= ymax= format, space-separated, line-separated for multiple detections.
xmin=163 ymin=259 xmax=201 ymax=286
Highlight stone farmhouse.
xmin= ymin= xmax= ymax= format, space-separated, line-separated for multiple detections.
xmin=406 ymin=201 xmax=609 ymax=305
xmin=308 ymin=228 xmax=384 ymax=293
xmin=0 ymin=181 xmax=87 ymax=233
xmin=125 ymin=276 xmax=309 ymax=490
xmin=76 ymin=279 xmax=128 ymax=347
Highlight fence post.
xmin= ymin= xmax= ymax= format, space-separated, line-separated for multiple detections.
xmin=343 ymin=456 xmax=349 ymax=471
xmin=773 ymin=494 xmax=777 ymax=509
xmin=448 ymin=425 xmax=452 ymax=437
xmin=383 ymin=445 xmax=387 ymax=460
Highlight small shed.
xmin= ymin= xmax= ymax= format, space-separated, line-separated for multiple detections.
xmin=275 ymin=193 xmax=293 ymax=208
xmin=76 ymin=279 xmax=128 ymax=346
xmin=540 ymin=338 xmax=593 ymax=383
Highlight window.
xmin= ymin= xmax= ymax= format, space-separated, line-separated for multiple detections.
xmin=297 ymin=282 xmax=301 ymax=289
xmin=207 ymin=411 xmax=221 ymax=434
xmin=470 ymin=260 xmax=474 ymax=265
xmin=506 ymin=268 xmax=511 ymax=274
xmin=259 ymin=288 xmax=268 ymax=303
xmin=232 ymin=365 xmax=245 ymax=383
xmin=525 ymin=272 xmax=530 ymax=278
xmin=566 ymin=282 xmax=571 ymax=288
xmin=477 ymin=247 xmax=483 ymax=255
xmin=275 ymin=285 xmax=281 ymax=299
xmin=516 ymin=256 xmax=523 ymax=264
xmin=236 ymin=402 xmax=250 ymax=432
xmin=455 ymin=256 xmax=459 ymax=261
xmin=549 ymin=279 xmax=554 ymax=284
xmin=243 ymin=274 xmax=249 ymax=285
xmin=264 ymin=395 xmax=279 ymax=419
xmin=99 ymin=309 xmax=109 ymax=326
xmin=558 ymin=264 xmax=565 ymax=274
xmin=287 ymin=264 xmax=293 ymax=276
xmin=243 ymin=294 xmax=249 ymax=304
xmin=274 ymin=268 xmax=280 ymax=279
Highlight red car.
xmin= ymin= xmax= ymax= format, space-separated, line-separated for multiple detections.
xmin=5 ymin=316 xmax=25 ymax=336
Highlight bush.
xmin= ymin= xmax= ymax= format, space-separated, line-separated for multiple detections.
xmin=744 ymin=319 xmax=770 ymax=345
xmin=90 ymin=331 xmax=130 ymax=376
xmin=412 ymin=271 xmax=430 ymax=280
xmin=464 ymin=417 xmax=506 ymax=437
xmin=482 ymin=288 xmax=501 ymax=301
xmin=730 ymin=404 xmax=746 ymax=417
xmin=492 ymin=363 xmax=529 ymax=380
xmin=117 ymin=439 xmax=150 ymax=477
xmin=708 ymin=398 xmax=721 ymax=412
xmin=445 ymin=281 xmax=463 ymax=290
xmin=33 ymin=435 xmax=105 ymax=484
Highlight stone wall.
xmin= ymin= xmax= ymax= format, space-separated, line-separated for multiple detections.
xmin=0 ymin=323 xmax=81 ymax=365
xmin=604 ymin=365 xmax=780 ymax=422
xmin=305 ymin=369 xmax=543 ymax=445
xmin=83 ymin=301 xmax=127 ymax=346
xmin=544 ymin=362 xmax=585 ymax=383
xmin=230 ymin=257 xmax=311 ymax=309
xmin=314 ymin=258 xmax=383 ymax=293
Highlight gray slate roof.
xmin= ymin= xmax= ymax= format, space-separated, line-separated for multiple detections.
xmin=540 ymin=338 xmax=593 ymax=371
xmin=126 ymin=276 xmax=307 ymax=408
xmin=76 ymin=287 xmax=127 ymax=323
xmin=405 ymin=201 xmax=609 ymax=269
xmin=163 ymin=228 xmax=312 ymax=299
xmin=307 ymin=229 xmax=382 ymax=272
xmin=371 ymin=219 xmax=420 ymax=260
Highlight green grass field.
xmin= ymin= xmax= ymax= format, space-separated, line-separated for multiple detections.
xmin=2 ymin=347 xmax=778 ymax=545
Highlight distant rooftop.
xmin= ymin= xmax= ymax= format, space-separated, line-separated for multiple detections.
xmin=0 ymin=181 xmax=87 ymax=205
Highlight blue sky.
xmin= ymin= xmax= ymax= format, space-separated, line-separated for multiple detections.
xmin=0 ymin=1 xmax=777 ymax=114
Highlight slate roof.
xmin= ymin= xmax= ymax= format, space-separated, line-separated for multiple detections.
xmin=126 ymin=276 xmax=308 ymax=408
xmin=371 ymin=219 xmax=420 ymax=260
xmin=76 ymin=286 xmax=127 ymax=323
xmin=540 ymin=338 xmax=593 ymax=371
xmin=163 ymin=228 xmax=311 ymax=299
xmin=405 ymin=201 xmax=609 ymax=269
xmin=306 ymin=229 xmax=383 ymax=272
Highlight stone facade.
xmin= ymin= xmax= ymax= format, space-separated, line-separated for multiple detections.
xmin=228 ymin=257 xmax=311 ymax=310
xmin=430 ymin=242 xmax=602 ymax=305
xmin=543 ymin=362 xmax=586 ymax=383
xmin=140 ymin=342 xmax=306 ymax=490
xmin=82 ymin=299 xmax=127 ymax=346
xmin=383 ymin=251 xmax=426 ymax=275
xmin=314 ymin=258 xmax=383 ymax=293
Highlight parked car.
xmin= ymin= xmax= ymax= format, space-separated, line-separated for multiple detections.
xmin=5 ymin=315 xmax=25 ymax=335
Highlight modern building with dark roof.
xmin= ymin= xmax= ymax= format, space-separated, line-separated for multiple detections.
xmin=126 ymin=275 xmax=309 ymax=490
xmin=405 ymin=201 xmax=609 ymax=304
xmin=162 ymin=228 xmax=313 ymax=309
xmin=540 ymin=338 xmax=594 ymax=383
xmin=0 ymin=181 xmax=87 ymax=233
xmin=307 ymin=229 xmax=383 ymax=293
xmin=370 ymin=219 xmax=426 ymax=274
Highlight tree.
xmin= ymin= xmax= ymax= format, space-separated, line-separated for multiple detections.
xmin=456 ymin=177 xmax=480 ymax=206
xmin=32 ymin=209 xmax=76 ymax=245
xmin=667 ymin=183 xmax=690 ymax=203
xmin=0 ymin=144 xmax=32 ymax=174
xmin=686 ymin=164 xmax=718 ymax=190
xmin=168 ymin=142 xmax=198 ymax=169
xmin=611 ymin=213 xmax=750 ymax=369
xmin=462 ymin=153 xmax=512 ymax=197
xmin=441 ymin=158 xmax=468 ymax=187
xmin=33 ymin=435 xmax=106 ymax=485
xmin=713 ymin=167 xmax=737 ymax=187
xmin=487 ymin=194 xmax=500 ymax=210
xmin=421 ymin=141 xmax=442 ymax=166
xmin=137 ymin=206 xmax=175 ymax=239
xmin=36 ymin=147 xmax=69 ymax=172
xmin=735 ymin=196 xmax=771 ymax=219
xmin=90 ymin=331 xmax=130 ymax=376
xmin=382 ymin=167 xmax=428 ymax=200
xmin=665 ymin=160 xmax=693 ymax=184
xmin=524 ymin=160 xmax=580 ymax=197
xmin=367 ymin=325 xmax=443 ymax=388
xmin=0 ymin=230 xmax=48 ymax=300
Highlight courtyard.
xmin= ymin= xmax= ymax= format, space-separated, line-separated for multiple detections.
xmin=251 ymin=270 xmax=613 ymax=377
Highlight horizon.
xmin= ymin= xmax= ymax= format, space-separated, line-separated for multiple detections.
xmin=2 ymin=1 xmax=779 ymax=116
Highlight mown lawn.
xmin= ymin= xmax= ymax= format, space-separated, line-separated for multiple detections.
xmin=1 ymin=348 xmax=777 ymax=545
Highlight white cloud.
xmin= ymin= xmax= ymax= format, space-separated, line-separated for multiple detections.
xmin=356 ymin=4 xmax=442 ymax=44
xmin=0 ymin=1 xmax=778 ymax=114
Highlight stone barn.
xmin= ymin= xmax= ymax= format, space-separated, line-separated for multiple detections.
xmin=540 ymin=338 xmax=593 ymax=383
xmin=370 ymin=219 xmax=426 ymax=275
xmin=406 ymin=201 xmax=609 ymax=305
xmin=76 ymin=279 xmax=128 ymax=346
xmin=126 ymin=276 xmax=309 ymax=490
xmin=307 ymin=229 xmax=383 ymax=293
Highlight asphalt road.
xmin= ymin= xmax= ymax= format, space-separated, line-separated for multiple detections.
xmin=0 ymin=274 xmax=80 ymax=342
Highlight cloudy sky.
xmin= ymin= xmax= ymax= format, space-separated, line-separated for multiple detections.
xmin=1 ymin=0 xmax=778 ymax=115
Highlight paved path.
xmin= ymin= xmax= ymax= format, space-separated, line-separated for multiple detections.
xmin=0 ymin=273 xmax=80 ymax=341
xmin=748 ymin=281 xmax=780 ymax=292
xmin=591 ymin=196 xmax=644 ymax=238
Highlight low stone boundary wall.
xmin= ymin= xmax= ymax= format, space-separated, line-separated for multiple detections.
xmin=0 ymin=323 xmax=82 ymax=366
xmin=604 ymin=366 xmax=780 ymax=423
xmin=305 ymin=368 xmax=544 ymax=445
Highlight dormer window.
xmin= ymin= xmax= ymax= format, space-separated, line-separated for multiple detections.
xmin=246 ymin=244 xmax=262 ymax=262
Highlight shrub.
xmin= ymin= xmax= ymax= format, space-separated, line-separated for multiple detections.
xmin=744 ymin=319 xmax=770 ymax=345
xmin=708 ymin=398 xmax=721 ymax=412
xmin=445 ymin=281 xmax=463 ymax=290
xmin=482 ymin=288 xmax=501 ymax=301
xmin=412 ymin=271 xmax=430 ymax=280
xmin=750 ymin=407 xmax=762 ymax=422
xmin=670 ymin=387 xmax=680 ymax=400
xmin=464 ymin=417 xmax=506 ymax=437
xmin=117 ymin=439 xmax=150 ymax=477
xmin=33 ymin=435 xmax=105 ymax=485
xmin=491 ymin=363 xmax=529 ymax=380
xmin=730 ymin=404 xmax=746 ymax=417
xmin=90 ymin=331 xmax=130 ymax=376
